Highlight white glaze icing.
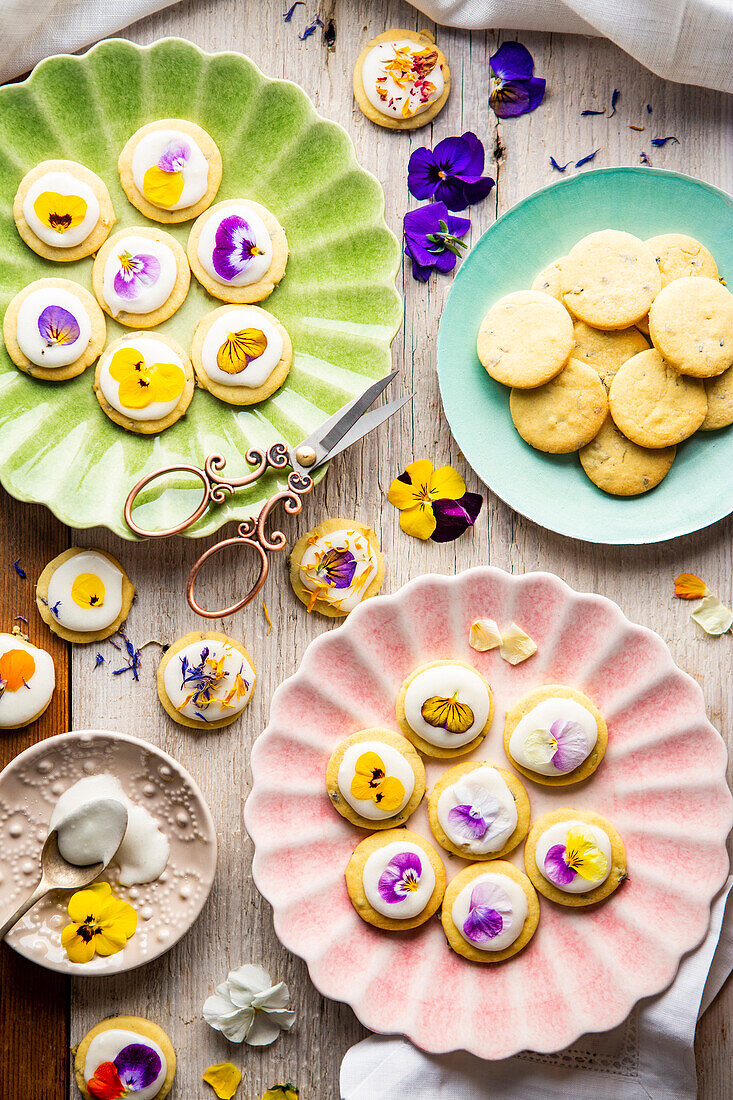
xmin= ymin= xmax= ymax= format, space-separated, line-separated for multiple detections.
xmin=198 ymin=201 xmax=273 ymax=286
xmin=403 ymin=664 xmax=490 ymax=748
xmin=22 ymin=170 xmax=101 ymax=248
xmin=163 ymin=639 xmax=254 ymax=722
xmin=49 ymin=775 xmax=169 ymax=886
xmin=55 ymin=797 xmax=128 ymax=867
xmin=362 ymin=840 xmax=435 ymax=919
xmin=337 ymin=740 xmax=415 ymax=820
xmin=508 ymin=698 xmax=598 ymax=776
xmin=98 ymin=335 xmax=186 ymax=422
xmin=0 ymin=635 xmax=55 ymax=728
xmin=101 ymin=234 xmax=178 ymax=317
xmin=299 ymin=527 xmax=378 ymax=613
xmin=16 ymin=286 xmax=92 ymax=368
xmin=46 ymin=550 xmax=124 ymax=633
xmin=361 ymin=39 xmax=444 ymax=119
xmin=535 ymin=819 xmax=612 ymax=894
xmin=84 ymin=1028 xmax=167 ymax=1100
xmin=436 ymin=766 xmax=517 ymax=855
xmin=200 ymin=307 xmax=283 ymax=387
xmin=131 ymin=127 xmax=209 ymax=211
xmin=451 ymin=871 xmax=528 ymax=952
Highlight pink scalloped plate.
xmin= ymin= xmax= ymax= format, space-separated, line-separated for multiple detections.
xmin=245 ymin=568 xmax=732 ymax=1058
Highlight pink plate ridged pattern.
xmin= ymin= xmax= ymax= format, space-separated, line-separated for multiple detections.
xmin=245 ymin=568 xmax=732 ymax=1058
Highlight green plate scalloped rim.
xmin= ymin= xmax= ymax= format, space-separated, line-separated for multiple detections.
xmin=437 ymin=166 xmax=733 ymax=545
xmin=0 ymin=37 xmax=402 ymax=538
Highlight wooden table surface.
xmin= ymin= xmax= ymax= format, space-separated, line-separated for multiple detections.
xmin=1 ymin=1 xmax=731 ymax=1097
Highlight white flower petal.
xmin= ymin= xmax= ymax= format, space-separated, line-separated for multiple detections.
xmin=499 ymin=622 xmax=538 ymax=665
xmin=469 ymin=618 xmax=502 ymax=652
xmin=691 ymin=595 xmax=733 ymax=636
xmin=227 ymin=963 xmax=271 ymax=995
xmin=523 ymin=727 xmax=556 ymax=766
xmin=245 ymin=1013 xmax=284 ymax=1046
xmin=251 ymin=980 xmax=291 ymax=1010
xmin=263 ymin=1007 xmax=296 ymax=1031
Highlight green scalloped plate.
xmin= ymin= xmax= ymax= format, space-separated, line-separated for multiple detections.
xmin=0 ymin=38 xmax=402 ymax=538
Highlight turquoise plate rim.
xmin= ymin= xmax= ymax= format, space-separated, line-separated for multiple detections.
xmin=437 ymin=166 xmax=733 ymax=546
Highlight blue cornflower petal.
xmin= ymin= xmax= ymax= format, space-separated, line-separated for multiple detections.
xmin=550 ymin=157 xmax=571 ymax=172
xmin=651 ymin=136 xmax=679 ymax=147
xmin=575 ymin=148 xmax=600 ymax=167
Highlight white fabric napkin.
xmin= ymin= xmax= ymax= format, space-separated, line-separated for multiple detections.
xmin=341 ymin=877 xmax=733 ymax=1100
xmin=408 ymin=0 xmax=733 ymax=93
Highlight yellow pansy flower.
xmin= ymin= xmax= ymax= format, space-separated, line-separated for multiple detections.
xmin=387 ymin=459 xmax=467 ymax=540
xmin=421 ymin=694 xmax=474 ymax=734
xmin=217 ymin=328 xmax=268 ymax=374
xmin=33 ymin=190 xmax=87 ymax=234
xmin=60 ymin=882 xmax=137 ymax=964
xmin=109 ymin=347 xmax=185 ymax=411
xmin=565 ymin=827 xmax=609 ymax=881
xmin=71 ymin=572 xmax=105 ymax=609
xmin=143 ymin=164 xmax=185 ymax=208
xmin=350 ymin=751 xmax=405 ymax=812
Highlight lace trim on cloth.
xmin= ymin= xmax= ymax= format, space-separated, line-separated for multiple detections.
xmin=518 ymin=1013 xmax=639 ymax=1077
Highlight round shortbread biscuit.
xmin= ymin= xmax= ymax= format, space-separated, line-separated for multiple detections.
xmin=441 ymin=860 xmax=539 ymax=963
xmin=579 ymin=416 xmax=676 ymax=496
xmin=93 ymin=332 xmax=194 ymax=435
xmin=649 ymin=276 xmax=733 ymax=378
xmin=191 ymin=304 xmax=292 ymax=406
xmin=36 ymin=548 xmax=135 ymax=643
xmin=326 ymin=728 xmax=426 ymax=829
xmin=645 ymin=233 xmax=718 ymax=288
xmin=74 ymin=1015 xmax=176 ymax=1100
xmin=428 ymin=761 xmax=530 ymax=861
xmin=289 ymin=518 xmax=385 ymax=618
xmin=92 ymin=226 xmax=190 ymax=329
xmin=530 ymin=257 xmax=565 ymax=300
xmin=2 ymin=277 xmax=106 ymax=381
xmin=345 ymin=828 xmax=446 ymax=930
xmin=118 ymin=118 xmax=222 ymax=223
xmin=395 ymin=659 xmax=494 ymax=760
xmin=477 ymin=290 xmax=573 ymax=389
xmin=353 ymin=29 xmax=450 ymax=130
xmin=572 ymin=320 xmax=649 ymax=390
xmin=13 ymin=159 xmax=115 ymax=262
xmin=524 ymin=808 xmax=627 ymax=907
xmin=608 ymin=348 xmax=707 ymax=448
xmin=503 ymin=684 xmax=608 ymax=787
xmin=509 ymin=358 xmax=608 ymax=454
xmin=187 ymin=199 xmax=288 ymax=304
xmin=157 ymin=630 xmax=255 ymax=730
xmin=702 ymin=366 xmax=733 ymax=430
xmin=561 ymin=229 xmax=661 ymax=329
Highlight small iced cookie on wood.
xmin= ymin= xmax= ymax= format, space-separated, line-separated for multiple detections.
xmin=530 ymin=257 xmax=565 ymax=300
xmin=191 ymin=304 xmax=292 ymax=405
xmin=118 ymin=119 xmax=222 ymax=223
xmin=649 ymin=277 xmax=733 ymax=378
xmin=92 ymin=227 xmax=190 ymax=328
xmin=608 ymin=348 xmax=707 ymax=448
xmin=509 ymin=358 xmax=608 ymax=453
xmin=326 ymin=728 xmax=426 ymax=829
xmin=37 ymin=548 xmax=134 ymax=644
xmin=345 ymin=828 xmax=446 ymax=930
xmin=94 ymin=332 xmax=194 ymax=435
xmin=353 ymin=29 xmax=450 ymax=130
xmin=396 ymin=659 xmax=494 ymax=759
xmin=157 ymin=631 xmax=256 ymax=730
xmin=3 ymin=278 xmax=106 ymax=381
xmin=645 ymin=233 xmax=718 ymax=288
xmin=561 ymin=230 xmax=661 ymax=329
xmin=0 ymin=632 xmax=55 ymax=729
xmin=503 ymin=684 xmax=608 ymax=786
xmin=702 ymin=366 xmax=733 ymax=430
xmin=188 ymin=199 xmax=288 ymax=303
xmin=524 ymin=808 xmax=627 ymax=907
xmin=289 ymin=518 xmax=384 ymax=618
xmin=572 ymin=321 xmax=649 ymax=390
xmin=14 ymin=160 xmax=115 ymax=261
xmin=477 ymin=290 xmax=573 ymax=389
xmin=428 ymin=761 xmax=530 ymax=861
xmin=74 ymin=1015 xmax=176 ymax=1100
xmin=441 ymin=860 xmax=539 ymax=963
xmin=580 ymin=417 xmax=676 ymax=496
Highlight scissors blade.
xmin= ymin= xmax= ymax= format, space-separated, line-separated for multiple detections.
xmin=294 ymin=370 xmax=399 ymax=469
xmin=321 ymin=393 xmax=413 ymax=464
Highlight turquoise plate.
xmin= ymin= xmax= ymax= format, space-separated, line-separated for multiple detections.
xmin=0 ymin=38 xmax=402 ymax=538
xmin=437 ymin=167 xmax=733 ymax=545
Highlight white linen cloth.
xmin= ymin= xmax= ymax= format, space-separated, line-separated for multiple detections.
xmin=409 ymin=0 xmax=733 ymax=93
xmin=341 ymin=877 xmax=733 ymax=1099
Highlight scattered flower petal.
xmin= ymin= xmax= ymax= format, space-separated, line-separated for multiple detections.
xmin=640 ymin=151 xmax=652 ymax=165
xmin=575 ymin=148 xmax=601 ymax=167
xmin=651 ymin=136 xmax=679 ymax=146
xmin=299 ymin=15 xmax=323 ymax=39
xmin=469 ymin=618 xmax=502 ymax=652
xmin=646 ymin=103 xmax=653 ymax=113
xmin=489 ymin=42 xmax=545 ymax=119
xmin=262 ymin=1087 xmax=299 ymax=1100
xmin=674 ymin=573 xmax=710 ymax=599
xmin=549 ymin=157 xmax=570 ymax=172
xmin=499 ymin=623 xmax=537 ymax=665
xmin=608 ymin=88 xmax=620 ymax=116
xmin=203 ymin=964 xmax=295 ymax=1046
xmin=407 ymin=132 xmax=494 ymax=212
xmin=691 ymin=595 xmax=733 ymax=636
xmin=628 ymin=124 xmax=645 ymax=131
xmin=580 ymin=108 xmax=605 ymax=116
xmin=282 ymin=1 xmax=304 ymax=20
xmin=203 ymin=1063 xmax=243 ymax=1099
xmin=403 ymin=202 xmax=470 ymax=281
xmin=94 ymin=653 xmax=105 ymax=669
xmin=12 ymin=558 xmax=26 ymax=579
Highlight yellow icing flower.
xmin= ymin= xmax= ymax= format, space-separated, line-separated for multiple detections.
xmin=143 ymin=164 xmax=185 ymax=208
xmin=109 ymin=346 xmax=185 ymax=410
xmin=565 ymin=827 xmax=609 ymax=881
xmin=217 ymin=328 xmax=268 ymax=374
xmin=350 ymin=750 xmax=405 ymax=812
xmin=388 ymin=459 xmax=467 ymax=540
xmin=262 ymin=1086 xmax=298 ymax=1100
xmin=0 ymin=648 xmax=35 ymax=694
xmin=203 ymin=1063 xmax=242 ymax=1099
xmin=60 ymin=882 xmax=137 ymax=964
xmin=71 ymin=572 xmax=105 ymax=609
xmin=421 ymin=693 xmax=474 ymax=734
xmin=33 ymin=190 xmax=87 ymax=234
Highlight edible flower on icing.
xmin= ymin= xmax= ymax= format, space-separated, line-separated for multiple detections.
xmin=60 ymin=882 xmax=137 ymax=963
xmin=462 ymin=880 xmax=512 ymax=944
xmin=86 ymin=1042 xmax=162 ymax=1099
xmin=350 ymin=750 xmax=405 ymax=812
xmin=407 ymin=133 xmax=494 ymax=212
xmin=421 ymin=693 xmax=475 ymax=734
xmin=178 ymin=646 xmax=250 ymax=719
xmin=108 ymin=347 xmax=184 ymax=410
xmin=203 ymin=963 xmax=296 ymax=1046
xmin=377 ymin=43 xmax=439 ymax=117
xmin=301 ymin=545 xmax=359 ymax=611
xmin=674 ymin=573 xmax=710 ymax=599
xmin=213 ymin=215 xmax=265 ymax=282
xmin=38 ymin=304 xmax=80 ymax=348
xmin=0 ymin=648 xmax=35 ymax=697
xmin=489 ymin=42 xmax=546 ymax=119
xmin=388 ymin=459 xmax=482 ymax=542
xmin=469 ymin=618 xmax=502 ymax=652
xmin=691 ymin=595 xmax=733 ymax=636
xmin=262 ymin=1087 xmax=299 ymax=1100
xmin=71 ymin=572 xmax=105 ymax=609
xmin=499 ymin=622 xmax=537 ymax=665
xmin=143 ymin=137 xmax=191 ymax=207
xmin=113 ymin=250 xmax=161 ymax=301
xmin=377 ymin=850 xmax=423 ymax=904
xmin=544 ymin=826 xmax=608 ymax=887
xmin=523 ymin=720 xmax=588 ymax=773
xmin=217 ymin=328 xmax=268 ymax=374
xmin=447 ymin=781 xmax=500 ymax=842
xmin=203 ymin=1062 xmax=243 ymax=1099
xmin=33 ymin=190 xmax=87 ymax=234
xmin=403 ymin=202 xmax=470 ymax=282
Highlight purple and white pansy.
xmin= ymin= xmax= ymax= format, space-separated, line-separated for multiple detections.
xmin=462 ymin=879 xmax=513 ymax=945
xmin=113 ymin=250 xmax=162 ymax=300
xmin=213 ymin=215 xmax=265 ymax=282
xmin=197 ymin=203 xmax=274 ymax=288
xmin=157 ymin=137 xmax=191 ymax=174
xmin=377 ymin=850 xmax=423 ymax=904
xmin=101 ymin=234 xmax=178 ymax=317
xmin=523 ymin=719 xmax=589 ymax=774
xmin=362 ymin=841 xmax=436 ymax=919
xmin=447 ymin=781 xmax=500 ymax=842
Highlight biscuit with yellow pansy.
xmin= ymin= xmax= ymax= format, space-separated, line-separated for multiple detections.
xmin=37 ymin=548 xmax=134 ymax=644
xmin=93 ymin=331 xmax=194 ymax=435
xmin=523 ymin=808 xmax=627 ymax=907
xmin=13 ymin=160 xmax=115 ymax=262
xmin=118 ymin=118 xmax=222 ymax=224
xmin=326 ymin=728 xmax=426 ymax=829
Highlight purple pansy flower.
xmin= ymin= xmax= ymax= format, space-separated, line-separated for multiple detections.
xmin=462 ymin=880 xmax=513 ymax=944
xmin=37 ymin=304 xmax=80 ymax=348
xmin=549 ymin=720 xmax=588 ymax=771
xmin=113 ymin=251 xmax=161 ymax=300
xmin=377 ymin=851 xmax=422 ymax=904
xmin=489 ymin=42 xmax=546 ymax=119
xmin=115 ymin=1042 xmax=162 ymax=1090
xmin=314 ymin=547 xmax=357 ymax=589
xmin=403 ymin=201 xmax=471 ymax=282
xmin=447 ymin=782 xmax=500 ymax=842
xmin=407 ymin=132 xmax=495 ymax=211
xmin=157 ymin=138 xmax=190 ymax=174
xmin=213 ymin=215 xmax=264 ymax=282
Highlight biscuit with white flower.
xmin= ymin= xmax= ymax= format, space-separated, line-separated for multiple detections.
xmin=157 ymin=630 xmax=255 ymax=730
xmin=92 ymin=226 xmax=190 ymax=329
xmin=36 ymin=548 xmax=134 ymax=644
xmin=441 ymin=860 xmax=539 ymax=962
xmin=13 ymin=159 xmax=115 ymax=262
xmin=524 ymin=808 xmax=627 ymax=907
xmin=118 ymin=118 xmax=222 ymax=224
xmin=326 ymin=728 xmax=426 ymax=830
xmin=345 ymin=828 xmax=446 ymax=930
xmin=187 ymin=199 xmax=288 ymax=304
xmin=353 ymin=29 xmax=450 ymax=131
xmin=428 ymin=761 xmax=530 ymax=861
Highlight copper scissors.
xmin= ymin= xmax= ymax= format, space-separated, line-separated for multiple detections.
xmin=124 ymin=371 xmax=411 ymax=619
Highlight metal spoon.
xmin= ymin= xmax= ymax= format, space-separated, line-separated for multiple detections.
xmin=0 ymin=803 xmax=128 ymax=941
